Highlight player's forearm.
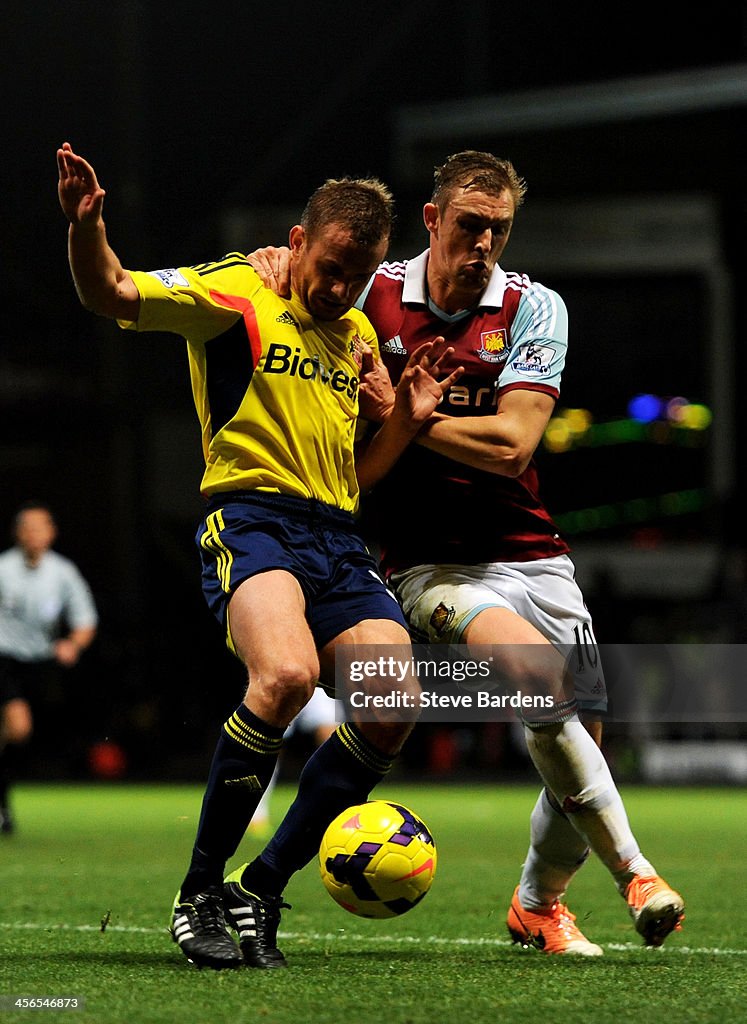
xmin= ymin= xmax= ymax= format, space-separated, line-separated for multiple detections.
xmin=54 ymin=625 xmax=96 ymax=667
xmin=68 ymin=625 xmax=96 ymax=652
xmin=68 ymin=221 xmax=139 ymax=320
xmin=355 ymin=411 xmax=422 ymax=492
xmin=414 ymin=413 xmax=533 ymax=477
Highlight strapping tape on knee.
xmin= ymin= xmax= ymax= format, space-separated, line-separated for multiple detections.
xmin=560 ymin=785 xmax=616 ymax=815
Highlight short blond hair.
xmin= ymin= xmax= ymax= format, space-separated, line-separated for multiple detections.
xmin=432 ymin=150 xmax=527 ymax=212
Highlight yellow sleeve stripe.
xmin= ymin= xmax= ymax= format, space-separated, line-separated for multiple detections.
xmin=199 ymin=509 xmax=233 ymax=593
xmin=223 ymin=711 xmax=284 ymax=754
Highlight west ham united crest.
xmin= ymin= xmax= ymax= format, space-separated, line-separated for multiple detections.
xmin=429 ymin=602 xmax=455 ymax=636
xmin=477 ymin=328 xmax=508 ymax=363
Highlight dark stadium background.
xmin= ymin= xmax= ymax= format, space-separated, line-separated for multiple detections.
xmin=2 ymin=1 xmax=746 ymax=782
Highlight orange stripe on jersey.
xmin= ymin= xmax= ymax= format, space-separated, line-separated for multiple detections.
xmin=209 ymin=291 xmax=263 ymax=368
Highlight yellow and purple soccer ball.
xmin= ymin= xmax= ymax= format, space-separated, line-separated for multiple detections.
xmin=319 ymin=800 xmax=437 ymax=918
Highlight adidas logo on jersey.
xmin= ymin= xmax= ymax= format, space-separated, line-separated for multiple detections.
xmin=381 ymin=335 xmax=407 ymax=355
xmin=276 ymin=310 xmax=300 ymax=328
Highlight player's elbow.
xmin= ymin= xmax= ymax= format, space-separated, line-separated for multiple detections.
xmin=78 ymin=295 xmax=112 ymax=318
xmin=74 ymin=269 xmax=139 ymax=321
xmin=80 ymin=285 xmax=138 ymax=322
xmin=496 ymin=446 xmax=532 ymax=478
xmin=75 ymin=283 xmax=114 ymax=317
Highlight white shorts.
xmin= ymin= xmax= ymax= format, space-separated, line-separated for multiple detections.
xmin=390 ymin=555 xmax=606 ymax=712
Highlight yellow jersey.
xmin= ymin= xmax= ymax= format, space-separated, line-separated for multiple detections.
xmin=120 ymin=254 xmax=378 ymax=512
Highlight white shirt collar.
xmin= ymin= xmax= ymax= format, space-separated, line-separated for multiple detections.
xmin=402 ymin=249 xmax=509 ymax=309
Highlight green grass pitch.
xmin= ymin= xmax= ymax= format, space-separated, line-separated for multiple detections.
xmin=1 ymin=782 xmax=746 ymax=1023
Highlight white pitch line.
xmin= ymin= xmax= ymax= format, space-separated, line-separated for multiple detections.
xmin=0 ymin=921 xmax=745 ymax=957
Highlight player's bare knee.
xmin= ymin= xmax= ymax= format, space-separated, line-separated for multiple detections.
xmin=2 ymin=703 xmax=33 ymax=744
xmin=245 ymin=660 xmax=319 ymax=721
xmin=3 ymin=724 xmax=32 ymax=744
xmin=496 ymin=645 xmax=570 ymax=706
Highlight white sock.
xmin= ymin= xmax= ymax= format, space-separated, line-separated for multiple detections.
xmin=523 ymin=720 xmax=655 ymax=893
xmin=518 ymin=788 xmax=590 ymax=910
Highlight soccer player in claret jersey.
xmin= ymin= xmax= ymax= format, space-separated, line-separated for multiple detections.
xmin=247 ymin=151 xmax=685 ymax=954
xmin=361 ymin=151 xmax=685 ymax=953
xmin=57 ymin=142 xmax=462 ymax=970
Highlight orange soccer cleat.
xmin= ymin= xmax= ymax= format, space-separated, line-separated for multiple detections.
xmin=625 ymin=874 xmax=684 ymax=947
xmin=507 ymin=886 xmax=603 ymax=956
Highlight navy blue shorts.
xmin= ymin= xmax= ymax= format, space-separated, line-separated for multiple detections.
xmin=196 ymin=491 xmax=406 ymax=650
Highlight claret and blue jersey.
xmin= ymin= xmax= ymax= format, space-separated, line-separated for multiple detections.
xmin=358 ymin=251 xmax=571 ymax=572
xmin=359 ymin=250 xmax=567 ymax=411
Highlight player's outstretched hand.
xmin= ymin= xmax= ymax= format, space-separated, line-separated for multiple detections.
xmin=394 ymin=338 xmax=463 ymax=426
xmin=57 ymin=142 xmax=106 ymax=225
xmin=247 ymin=245 xmax=292 ymax=297
xmin=358 ymin=341 xmax=396 ymax=423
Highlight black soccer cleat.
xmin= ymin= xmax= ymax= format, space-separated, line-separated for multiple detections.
xmin=170 ymin=886 xmax=243 ymax=970
xmin=223 ymin=867 xmax=290 ymax=968
xmin=0 ymin=805 xmax=14 ymax=835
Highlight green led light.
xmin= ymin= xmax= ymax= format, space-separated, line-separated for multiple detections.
xmin=554 ymin=489 xmax=709 ymax=534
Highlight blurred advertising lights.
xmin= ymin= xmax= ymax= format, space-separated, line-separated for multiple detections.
xmin=628 ymin=393 xmax=662 ymax=423
xmin=543 ymin=407 xmax=593 ymax=453
xmin=544 ymin=396 xmax=713 ymax=452
xmin=667 ymin=399 xmax=713 ymax=430
xmin=628 ymin=394 xmax=712 ymax=429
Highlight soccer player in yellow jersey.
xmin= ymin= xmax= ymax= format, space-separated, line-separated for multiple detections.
xmin=58 ymin=142 xmax=462 ymax=970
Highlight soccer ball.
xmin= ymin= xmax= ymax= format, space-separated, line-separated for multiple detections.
xmin=319 ymin=800 xmax=437 ymax=918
